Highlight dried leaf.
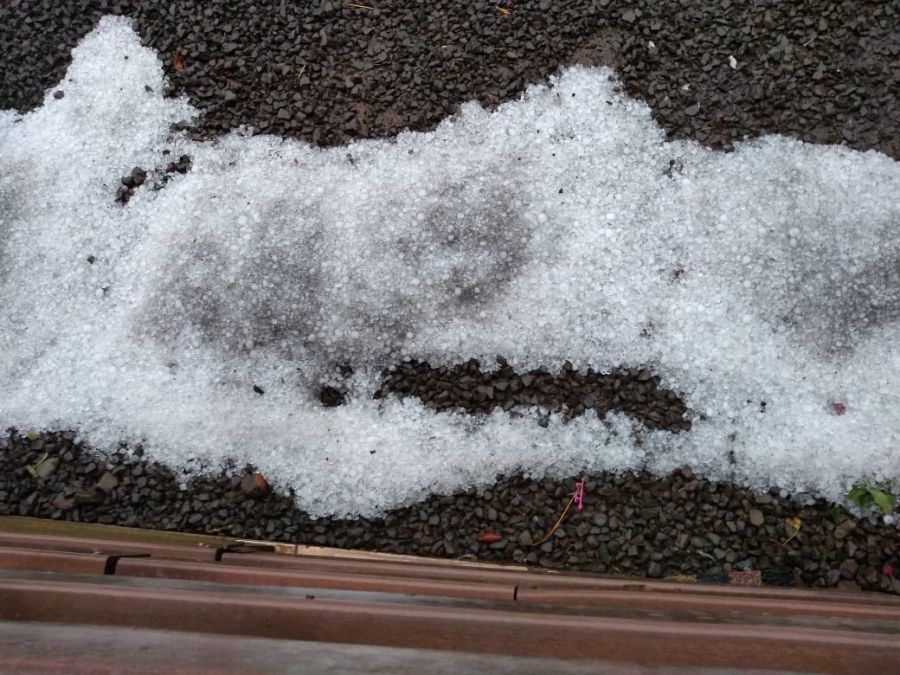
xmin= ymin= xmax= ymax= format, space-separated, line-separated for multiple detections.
xmin=240 ymin=472 xmax=270 ymax=496
xmin=477 ymin=531 xmax=502 ymax=543
xmin=253 ymin=473 xmax=270 ymax=493
xmin=173 ymin=52 xmax=184 ymax=73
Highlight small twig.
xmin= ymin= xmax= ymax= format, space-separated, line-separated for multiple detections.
xmin=345 ymin=2 xmax=374 ymax=9
xmin=532 ymin=492 xmax=576 ymax=547
xmin=496 ymin=6 xmax=511 ymax=15
xmin=781 ymin=532 xmax=799 ymax=547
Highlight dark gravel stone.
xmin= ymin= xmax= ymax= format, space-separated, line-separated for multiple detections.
xmin=96 ymin=470 xmax=119 ymax=493
xmin=51 ymin=492 xmax=75 ymax=511
xmin=319 ymin=385 xmax=346 ymax=407
xmin=130 ymin=167 xmax=146 ymax=187
xmin=73 ymin=486 xmax=103 ymax=505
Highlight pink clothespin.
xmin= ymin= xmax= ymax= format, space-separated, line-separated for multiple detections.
xmin=574 ymin=481 xmax=585 ymax=512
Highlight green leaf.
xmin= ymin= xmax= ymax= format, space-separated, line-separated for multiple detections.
xmin=869 ymin=489 xmax=894 ymax=515
xmin=847 ymin=485 xmax=873 ymax=509
xmin=829 ymin=505 xmax=845 ymax=525
xmin=847 ymin=484 xmax=895 ymax=515
xmin=25 ymin=430 xmax=37 ymax=441
xmin=224 ymin=281 xmax=236 ymax=292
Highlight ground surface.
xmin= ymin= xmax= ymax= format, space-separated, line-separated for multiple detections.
xmin=4 ymin=0 xmax=898 ymax=156
xmin=1 ymin=0 xmax=899 ymax=592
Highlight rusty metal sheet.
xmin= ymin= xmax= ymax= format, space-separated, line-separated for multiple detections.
xmin=1 ymin=576 xmax=898 ymax=673
xmin=0 ymin=621 xmax=743 ymax=675
xmin=0 ymin=547 xmax=108 ymax=575
xmin=516 ymin=587 xmax=900 ymax=622
xmin=236 ymin=538 xmax=517 ymax=570
xmin=3 ymin=521 xmax=900 ymax=673
xmin=221 ymin=551 xmax=900 ymax=610
xmin=0 ymin=516 xmax=235 ymax=549
xmin=114 ymin=557 xmax=516 ymax=601
xmin=219 ymin=551 xmax=536 ymax=585
xmin=0 ymin=532 xmax=223 ymax=562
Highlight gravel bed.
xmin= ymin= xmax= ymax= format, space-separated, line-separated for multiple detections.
xmin=379 ymin=359 xmax=691 ymax=433
xmin=2 ymin=430 xmax=898 ymax=593
xmin=2 ymin=1 xmax=897 ymax=156
xmin=2 ymin=0 xmax=899 ymax=592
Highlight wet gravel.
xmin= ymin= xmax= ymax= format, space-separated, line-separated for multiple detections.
xmin=2 ymin=430 xmax=898 ymax=593
xmin=2 ymin=0 xmax=899 ymax=591
xmin=378 ymin=358 xmax=691 ymax=433
xmin=2 ymin=1 xmax=897 ymax=156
